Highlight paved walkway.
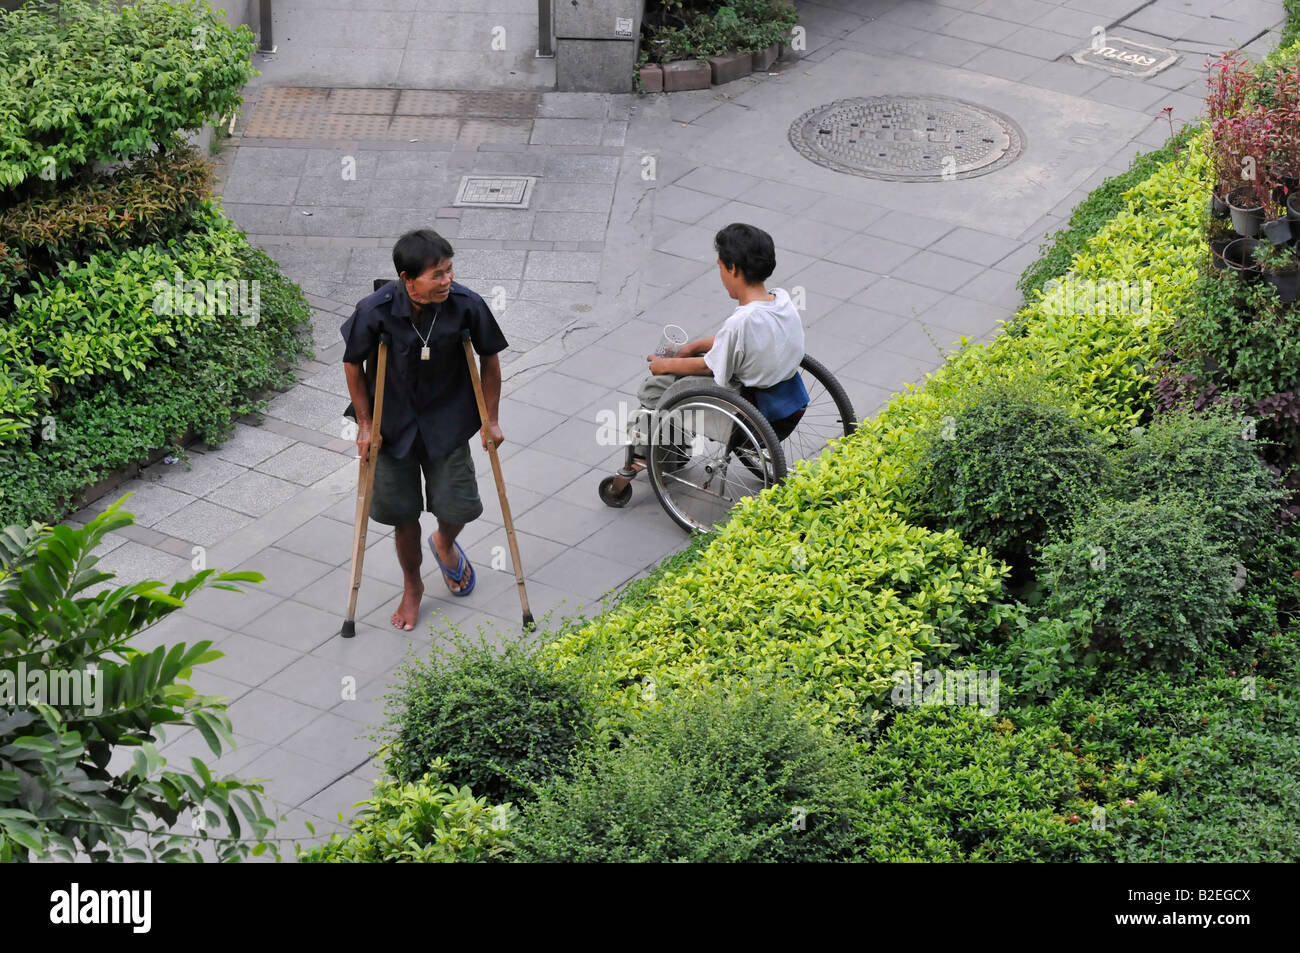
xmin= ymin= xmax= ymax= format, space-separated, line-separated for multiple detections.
xmin=74 ymin=0 xmax=1290 ymax=853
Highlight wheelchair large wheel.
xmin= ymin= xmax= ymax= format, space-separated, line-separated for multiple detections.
xmin=647 ymin=385 xmax=786 ymax=533
xmin=779 ymin=354 xmax=857 ymax=469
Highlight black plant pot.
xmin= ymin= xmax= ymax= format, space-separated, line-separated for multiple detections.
xmin=1262 ymin=217 xmax=1295 ymax=245
xmin=1289 ymin=192 xmax=1300 ymax=225
xmin=1227 ymin=187 xmax=1266 ymax=238
xmin=1223 ymin=237 xmax=1261 ymax=276
xmin=1264 ymin=269 xmax=1300 ymax=302
xmin=1210 ymin=238 xmax=1231 ymax=271
xmin=1210 ymin=192 xmax=1230 ymax=217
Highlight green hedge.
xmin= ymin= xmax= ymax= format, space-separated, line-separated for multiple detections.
xmin=513 ymin=685 xmax=871 ymax=862
xmin=0 ymin=146 xmax=213 ymax=302
xmin=0 ymin=244 xmax=312 ymax=528
xmin=2 ymin=205 xmax=250 ymax=442
xmin=0 ymin=0 xmax=255 ymax=192
xmin=1014 ymin=125 xmax=1199 ymax=310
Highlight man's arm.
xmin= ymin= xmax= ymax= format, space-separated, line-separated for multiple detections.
xmin=344 ymin=360 xmax=373 ymax=459
xmin=678 ymin=336 xmax=715 ymax=357
xmin=647 ymin=354 xmax=710 ymax=376
xmin=479 ymin=352 xmax=505 ymax=449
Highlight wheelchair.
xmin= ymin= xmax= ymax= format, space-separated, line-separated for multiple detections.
xmin=597 ymin=354 xmax=856 ymax=532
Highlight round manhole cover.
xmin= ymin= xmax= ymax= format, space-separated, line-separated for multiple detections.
xmin=788 ymin=96 xmax=1024 ymax=182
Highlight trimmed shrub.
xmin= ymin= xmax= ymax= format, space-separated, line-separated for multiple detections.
xmin=512 ymin=685 xmax=870 ymax=863
xmin=1015 ymin=124 xmax=1200 ymax=311
xmin=297 ymin=760 xmax=513 ymax=864
xmin=381 ymin=632 xmax=593 ymax=805
xmin=1110 ymin=405 xmax=1286 ymax=546
xmin=2 ymin=206 xmax=255 ymax=442
xmin=0 ymin=243 xmax=312 ymax=528
xmin=911 ymin=376 xmax=1106 ymax=570
xmin=1174 ymin=270 xmax=1300 ymax=406
xmin=854 ymin=706 xmax=1156 ymax=861
xmin=0 ymin=147 xmax=213 ymax=292
xmin=542 ymin=486 xmax=1005 ymax=734
xmin=1008 ymin=638 xmax=1300 ymax=863
xmin=0 ymin=0 xmax=255 ymax=193
xmin=1039 ymin=495 xmax=1238 ymax=668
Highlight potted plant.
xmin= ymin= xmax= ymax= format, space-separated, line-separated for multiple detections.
xmin=1207 ymin=51 xmax=1257 ymax=214
xmin=1223 ymin=236 xmax=1262 ymax=276
xmin=1208 ymin=214 xmax=1237 ymax=271
xmin=1254 ymin=239 xmax=1300 ymax=302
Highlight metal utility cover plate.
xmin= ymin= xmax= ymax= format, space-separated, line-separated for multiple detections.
xmin=1071 ymin=37 xmax=1179 ymax=78
xmin=789 ymin=96 xmax=1024 ymax=182
xmin=454 ymin=175 xmax=536 ymax=208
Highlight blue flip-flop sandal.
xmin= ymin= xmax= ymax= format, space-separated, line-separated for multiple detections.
xmin=429 ymin=535 xmax=476 ymax=597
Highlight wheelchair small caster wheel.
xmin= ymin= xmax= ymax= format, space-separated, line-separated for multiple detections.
xmin=599 ymin=476 xmax=632 ymax=508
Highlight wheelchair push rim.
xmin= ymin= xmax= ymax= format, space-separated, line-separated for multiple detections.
xmin=647 ymin=389 xmax=786 ymax=533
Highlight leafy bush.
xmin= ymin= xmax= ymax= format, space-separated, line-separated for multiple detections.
xmin=997 ymin=604 xmax=1093 ymax=699
xmin=1015 ymin=125 xmax=1199 ymax=309
xmin=381 ymin=631 xmax=593 ymax=804
xmin=513 ymin=685 xmax=870 ymax=862
xmin=1110 ymin=405 xmax=1286 ymax=546
xmin=1285 ymin=1 xmax=1300 ymax=48
xmin=0 ymin=243 xmax=313 ymax=528
xmin=641 ymin=0 xmax=796 ymax=62
xmin=910 ymin=376 xmax=1106 ymax=570
xmin=0 ymin=0 xmax=255 ymax=194
xmin=1039 ymin=495 xmax=1238 ymax=668
xmin=543 ymin=482 xmax=1004 ymax=734
xmin=297 ymin=759 xmax=513 ymax=864
xmin=1173 ymin=271 xmax=1300 ymax=406
xmin=854 ymin=706 xmax=1158 ymax=861
xmin=1006 ymin=638 xmax=1300 ymax=862
xmin=0 ymin=498 xmax=277 ymax=861
xmin=0 ymin=147 xmax=213 ymax=297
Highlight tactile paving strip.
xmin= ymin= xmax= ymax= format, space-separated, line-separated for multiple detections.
xmin=244 ymin=87 xmax=540 ymax=141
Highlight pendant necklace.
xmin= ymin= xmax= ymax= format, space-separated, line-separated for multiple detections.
xmin=411 ymin=304 xmax=438 ymax=360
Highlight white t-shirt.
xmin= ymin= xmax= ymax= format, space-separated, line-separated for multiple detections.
xmin=703 ymin=288 xmax=805 ymax=389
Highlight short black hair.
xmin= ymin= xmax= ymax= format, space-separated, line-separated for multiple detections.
xmin=393 ymin=229 xmax=455 ymax=279
xmin=714 ymin=223 xmax=776 ymax=284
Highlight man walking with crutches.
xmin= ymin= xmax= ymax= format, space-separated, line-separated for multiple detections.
xmin=341 ymin=229 xmax=509 ymax=632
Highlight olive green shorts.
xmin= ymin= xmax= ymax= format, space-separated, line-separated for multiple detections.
xmin=370 ymin=434 xmax=483 ymax=527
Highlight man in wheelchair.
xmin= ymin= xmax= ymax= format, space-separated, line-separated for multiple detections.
xmin=622 ymin=222 xmax=809 ymax=482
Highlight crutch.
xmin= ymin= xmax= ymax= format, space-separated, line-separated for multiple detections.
xmin=340 ymin=329 xmax=391 ymax=639
xmin=460 ymin=329 xmax=533 ymax=629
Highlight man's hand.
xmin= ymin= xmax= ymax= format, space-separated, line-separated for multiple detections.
xmin=647 ymin=355 xmax=672 ymax=375
xmin=355 ymin=421 xmax=372 ymax=463
xmin=481 ymin=420 xmax=505 ymax=451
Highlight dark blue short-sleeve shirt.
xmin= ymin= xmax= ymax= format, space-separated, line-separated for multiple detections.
xmin=341 ymin=280 xmax=508 ymax=461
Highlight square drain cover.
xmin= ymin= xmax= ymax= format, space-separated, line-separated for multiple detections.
xmin=454 ymin=175 xmax=536 ymax=209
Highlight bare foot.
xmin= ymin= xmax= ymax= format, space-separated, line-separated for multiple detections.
xmin=390 ymin=580 xmax=424 ymax=631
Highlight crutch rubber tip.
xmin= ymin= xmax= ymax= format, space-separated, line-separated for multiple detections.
xmin=340 ymin=620 xmax=356 ymax=639
xmin=522 ymin=612 xmax=535 ymax=630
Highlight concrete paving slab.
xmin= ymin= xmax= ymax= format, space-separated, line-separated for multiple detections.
xmin=145 ymin=454 xmax=246 ymax=497
xmin=300 ymin=773 xmax=375 ymax=826
xmin=256 ymin=444 xmax=351 ymax=485
xmin=786 ymin=259 xmax=880 ymax=303
xmin=86 ymin=481 xmax=192 ymax=527
xmin=153 ymin=500 xmax=255 ymax=547
xmin=902 ymin=32 xmax=988 ymax=67
xmin=243 ymin=745 xmax=345 ymax=808
xmin=88 ymin=542 xmax=189 ymax=594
